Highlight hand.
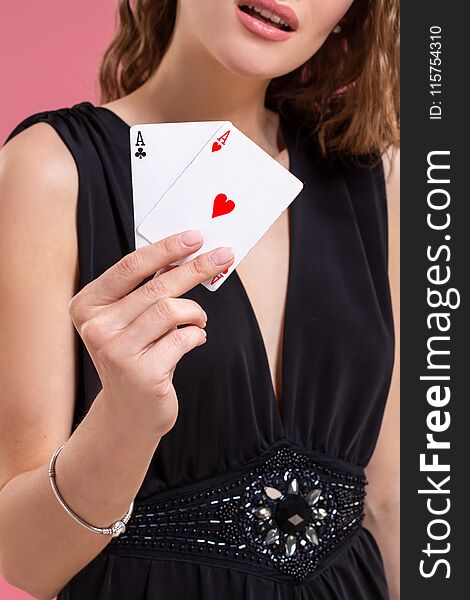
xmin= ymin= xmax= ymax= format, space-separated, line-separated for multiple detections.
xmin=68 ymin=230 xmax=234 ymax=437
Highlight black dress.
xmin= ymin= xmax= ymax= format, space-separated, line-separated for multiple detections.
xmin=4 ymin=101 xmax=394 ymax=599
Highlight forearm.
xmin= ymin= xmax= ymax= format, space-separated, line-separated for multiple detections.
xmin=0 ymin=390 xmax=161 ymax=600
xmin=363 ymin=503 xmax=400 ymax=599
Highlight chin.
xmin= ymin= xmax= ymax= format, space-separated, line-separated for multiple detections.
xmin=218 ymin=47 xmax=298 ymax=80
xmin=210 ymin=31 xmax=311 ymax=80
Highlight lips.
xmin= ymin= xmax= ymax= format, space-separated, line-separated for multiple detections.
xmin=236 ymin=0 xmax=299 ymax=33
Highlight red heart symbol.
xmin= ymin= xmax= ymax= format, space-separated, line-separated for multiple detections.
xmin=212 ymin=193 xmax=235 ymax=218
xmin=212 ymin=141 xmax=222 ymax=152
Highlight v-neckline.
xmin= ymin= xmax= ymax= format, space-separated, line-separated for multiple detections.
xmin=231 ymin=115 xmax=297 ymax=436
xmin=79 ymin=101 xmax=299 ymax=435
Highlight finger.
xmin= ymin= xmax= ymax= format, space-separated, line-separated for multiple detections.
xmin=77 ymin=230 xmax=205 ymax=307
xmin=120 ymin=297 xmax=207 ymax=353
xmin=154 ymin=264 xmax=177 ymax=278
xmin=141 ymin=325 xmax=207 ymax=376
xmin=140 ymin=247 xmax=234 ymax=303
xmin=116 ymin=246 xmax=234 ymax=324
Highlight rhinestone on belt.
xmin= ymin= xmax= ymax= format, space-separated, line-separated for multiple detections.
xmin=108 ymin=445 xmax=366 ymax=582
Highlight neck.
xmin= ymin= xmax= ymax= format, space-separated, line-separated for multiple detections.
xmin=134 ymin=18 xmax=281 ymax=152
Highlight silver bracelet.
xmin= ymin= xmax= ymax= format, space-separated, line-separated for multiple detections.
xmin=48 ymin=443 xmax=134 ymax=538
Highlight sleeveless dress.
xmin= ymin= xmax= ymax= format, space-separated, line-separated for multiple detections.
xmin=4 ymin=101 xmax=394 ymax=599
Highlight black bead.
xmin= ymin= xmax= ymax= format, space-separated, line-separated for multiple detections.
xmin=274 ymin=494 xmax=311 ymax=535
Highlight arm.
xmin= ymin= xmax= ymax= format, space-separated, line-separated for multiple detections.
xmin=0 ymin=124 xmax=164 ymax=599
xmin=0 ymin=125 xmax=234 ymax=600
xmin=363 ymin=147 xmax=400 ymax=599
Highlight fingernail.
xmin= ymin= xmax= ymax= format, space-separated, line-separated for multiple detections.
xmin=210 ymin=247 xmax=234 ymax=266
xmin=180 ymin=230 xmax=203 ymax=246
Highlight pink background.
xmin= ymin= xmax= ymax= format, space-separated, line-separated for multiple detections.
xmin=0 ymin=1 xmax=117 ymax=597
xmin=0 ymin=1 xmax=116 ymax=144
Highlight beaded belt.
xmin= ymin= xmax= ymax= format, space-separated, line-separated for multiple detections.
xmin=106 ymin=442 xmax=366 ymax=583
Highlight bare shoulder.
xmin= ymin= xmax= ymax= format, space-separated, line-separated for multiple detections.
xmin=0 ymin=122 xmax=79 ymax=488
xmin=1 ymin=121 xmax=78 ymax=195
xmin=0 ymin=121 xmax=79 ymax=274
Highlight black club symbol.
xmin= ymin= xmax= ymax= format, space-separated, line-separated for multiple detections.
xmin=135 ymin=148 xmax=146 ymax=159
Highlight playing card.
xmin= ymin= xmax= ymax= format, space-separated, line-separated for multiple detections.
xmin=130 ymin=121 xmax=226 ymax=249
xmin=136 ymin=121 xmax=304 ymax=291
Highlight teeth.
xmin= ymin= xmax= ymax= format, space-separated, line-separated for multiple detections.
xmin=248 ymin=5 xmax=289 ymax=28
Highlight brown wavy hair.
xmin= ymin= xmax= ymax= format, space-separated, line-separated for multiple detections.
xmin=98 ymin=0 xmax=400 ymax=158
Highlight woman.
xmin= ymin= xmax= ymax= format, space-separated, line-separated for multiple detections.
xmin=0 ymin=0 xmax=400 ymax=598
